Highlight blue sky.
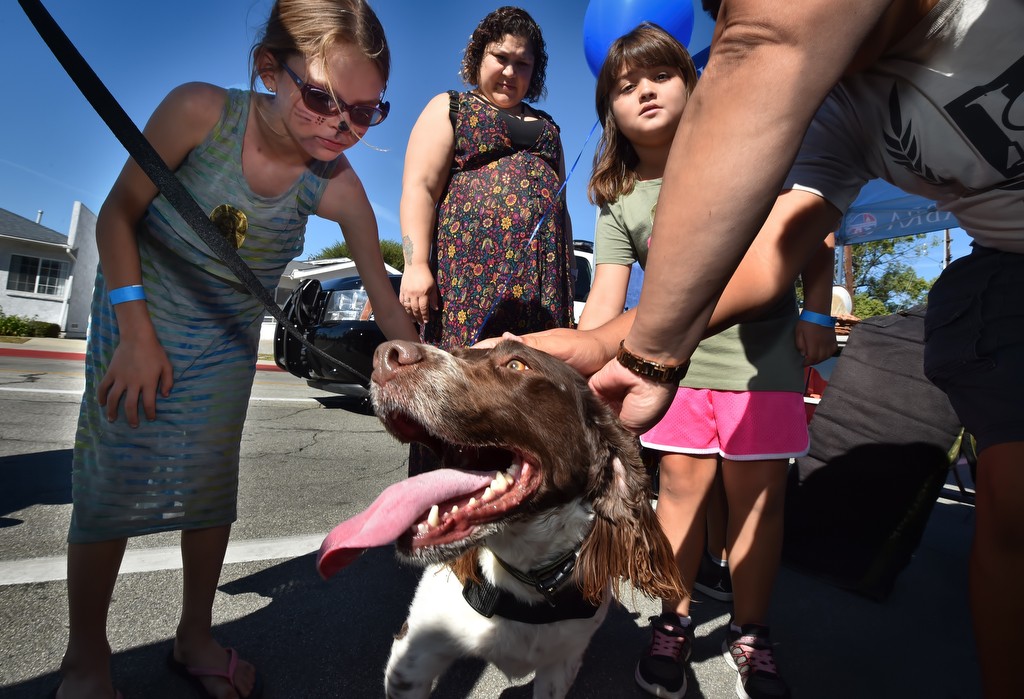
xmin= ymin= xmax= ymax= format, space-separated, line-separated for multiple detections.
xmin=2 ymin=0 xmax=964 ymax=281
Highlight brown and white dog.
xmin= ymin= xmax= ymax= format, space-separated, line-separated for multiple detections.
xmin=317 ymin=340 xmax=683 ymax=699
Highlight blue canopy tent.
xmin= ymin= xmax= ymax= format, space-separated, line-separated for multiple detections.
xmin=834 ymin=179 xmax=960 ymax=289
xmin=836 ymin=179 xmax=959 ymax=246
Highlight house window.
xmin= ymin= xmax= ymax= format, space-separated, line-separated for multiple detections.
xmin=7 ymin=254 xmax=69 ymax=296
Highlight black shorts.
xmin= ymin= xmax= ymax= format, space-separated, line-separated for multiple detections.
xmin=924 ymin=244 xmax=1024 ymax=453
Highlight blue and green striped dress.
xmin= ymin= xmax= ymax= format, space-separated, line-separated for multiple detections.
xmin=70 ymin=89 xmax=335 ymax=543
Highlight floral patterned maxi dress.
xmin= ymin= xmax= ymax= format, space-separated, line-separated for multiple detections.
xmin=422 ymin=91 xmax=574 ymax=350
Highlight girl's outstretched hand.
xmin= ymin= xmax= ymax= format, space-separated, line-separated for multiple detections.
xmin=587 ymin=358 xmax=676 ymax=435
xmin=97 ymin=334 xmax=174 ymax=427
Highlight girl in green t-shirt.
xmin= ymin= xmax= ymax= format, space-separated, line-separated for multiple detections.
xmin=582 ymin=23 xmax=837 ymax=699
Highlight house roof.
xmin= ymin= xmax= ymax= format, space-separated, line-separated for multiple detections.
xmin=0 ymin=208 xmax=68 ymax=247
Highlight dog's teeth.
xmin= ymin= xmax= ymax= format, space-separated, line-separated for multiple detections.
xmin=490 ymin=474 xmax=507 ymax=493
xmin=450 ymin=505 xmax=459 ymax=514
xmin=417 ymin=523 xmax=428 ymax=535
xmin=507 ymin=458 xmax=524 ymax=479
xmin=482 ymin=487 xmax=495 ymax=502
xmin=427 ymin=505 xmax=440 ymax=527
xmin=468 ymin=497 xmax=477 ymax=507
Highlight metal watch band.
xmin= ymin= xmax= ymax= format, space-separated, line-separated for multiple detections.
xmin=615 ymin=341 xmax=689 ymax=384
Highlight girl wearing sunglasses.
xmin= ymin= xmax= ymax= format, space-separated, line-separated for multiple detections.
xmin=54 ymin=2 xmax=416 ymax=698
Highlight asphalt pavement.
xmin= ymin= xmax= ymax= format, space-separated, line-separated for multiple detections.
xmin=0 ymin=337 xmax=982 ymax=698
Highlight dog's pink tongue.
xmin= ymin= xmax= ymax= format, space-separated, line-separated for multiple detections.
xmin=317 ymin=468 xmax=496 ymax=579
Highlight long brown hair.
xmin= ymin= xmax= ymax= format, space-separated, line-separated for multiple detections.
xmin=588 ymin=23 xmax=697 ymax=208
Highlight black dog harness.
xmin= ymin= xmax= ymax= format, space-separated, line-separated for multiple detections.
xmin=462 ymin=547 xmax=602 ymax=625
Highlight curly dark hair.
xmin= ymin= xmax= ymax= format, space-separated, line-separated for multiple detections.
xmin=460 ymin=6 xmax=548 ymax=102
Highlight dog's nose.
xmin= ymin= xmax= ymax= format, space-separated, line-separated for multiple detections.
xmin=372 ymin=340 xmax=424 ymax=386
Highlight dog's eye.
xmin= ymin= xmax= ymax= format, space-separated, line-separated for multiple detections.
xmin=504 ymin=358 xmax=529 ymax=372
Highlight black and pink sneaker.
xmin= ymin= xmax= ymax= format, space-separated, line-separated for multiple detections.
xmin=722 ymin=622 xmax=791 ymax=699
xmin=635 ymin=612 xmax=694 ymax=699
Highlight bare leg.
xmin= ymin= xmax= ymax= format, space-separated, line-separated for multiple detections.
xmin=173 ymin=525 xmax=258 ymax=699
xmin=705 ymin=460 xmax=729 ymax=562
xmin=720 ymin=458 xmax=788 ymax=625
xmin=970 ymin=441 xmax=1024 ymax=699
xmin=56 ymin=539 xmax=127 ymax=699
xmin=656 ymin=452 xmax=719 ymax=616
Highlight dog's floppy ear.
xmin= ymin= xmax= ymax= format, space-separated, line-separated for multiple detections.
xmin=574 ymin=396 xmax=685 ymax=605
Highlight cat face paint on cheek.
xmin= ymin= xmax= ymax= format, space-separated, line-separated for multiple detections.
xmin=314 ymin=115 xmax=326 ymax=125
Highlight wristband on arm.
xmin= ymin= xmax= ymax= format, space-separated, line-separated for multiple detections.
xmin=799 ymin=309 xmax=837 ymax=328
xmin=108 ymin=284 xmax=146 ymax=305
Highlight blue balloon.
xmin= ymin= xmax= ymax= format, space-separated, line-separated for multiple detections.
xmin=583 ymin=0 xmax=695 ymax=77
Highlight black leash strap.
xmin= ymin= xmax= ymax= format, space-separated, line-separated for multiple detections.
xmin=18 ymin=0 xmax=370 ymax=385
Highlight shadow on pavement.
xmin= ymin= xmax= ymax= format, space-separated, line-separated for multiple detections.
xmin=0 ymin=498 xmax=978 ymax=698
xmin=0 ymin=448 xmax=72 ymax=520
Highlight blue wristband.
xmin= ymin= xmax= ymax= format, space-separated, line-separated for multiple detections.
xmin=799 ymin=309 xmax=837 ymax=327
xmin=108 ymin=285 xmax=146 ymax=305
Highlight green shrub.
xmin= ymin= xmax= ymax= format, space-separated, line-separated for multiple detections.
xmin=27 ymin=320 xmax=61 ymax=338
xmin=0 ymin=308 xmax=59 ymax=338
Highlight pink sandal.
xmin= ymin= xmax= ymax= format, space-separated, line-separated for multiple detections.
xmin=168 ymin=647 xmax=263 ymax=699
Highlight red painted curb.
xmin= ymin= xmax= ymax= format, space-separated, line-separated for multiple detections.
xmin=0 ymin=347 xmax=84 ymax=361
xmin=0 ymin=346 xmax=284 ymax=371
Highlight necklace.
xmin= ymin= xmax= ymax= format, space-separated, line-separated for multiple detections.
xmin=471 ymin=91 xmax=528 ymax=120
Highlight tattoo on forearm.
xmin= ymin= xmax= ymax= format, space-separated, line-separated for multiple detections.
xmin=402 ymin=235 xmax=414 ymax=263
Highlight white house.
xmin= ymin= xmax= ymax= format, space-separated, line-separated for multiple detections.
xmin=0 ymin=203 xmax=98 ymax=338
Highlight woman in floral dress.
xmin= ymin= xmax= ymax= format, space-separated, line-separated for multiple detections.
xmin=399 ymin=6 xmax=574 ymax=351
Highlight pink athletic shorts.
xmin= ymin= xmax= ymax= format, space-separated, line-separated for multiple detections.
xmin=640 ymin=388 xmax=809 ymax=461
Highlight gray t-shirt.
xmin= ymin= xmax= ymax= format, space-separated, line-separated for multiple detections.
xmin=785 ymin=0 xmax=1022 ymax=253
xmin=595 ymin=179 xmax=804 ymax=392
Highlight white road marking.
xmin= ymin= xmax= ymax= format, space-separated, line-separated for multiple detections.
xmin=0 ymin=534 xmax=326 ymax=586
xmin=0 ymin=387 xmax=82 ymax=396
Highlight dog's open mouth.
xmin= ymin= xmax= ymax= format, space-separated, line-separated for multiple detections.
xmin=405 ymin=454 xmax=530 ymax=549
xmin=316 ymin=411 xmax=543 ymax=579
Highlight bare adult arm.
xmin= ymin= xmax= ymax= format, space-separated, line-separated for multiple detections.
xmin=399 ymin=92 xmax=457 ymax=324
xmin=96 ymin=82 xmax=223 ymax=426
xmin=624 ymin=0 xmax=893 ymax=367
xmin=318 ymin=158 xmax=419 ymax=343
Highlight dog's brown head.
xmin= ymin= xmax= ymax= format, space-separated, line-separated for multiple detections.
xmin=317 ymin=340 xmax=683 ymax=604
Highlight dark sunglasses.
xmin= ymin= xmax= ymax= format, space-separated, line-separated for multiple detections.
xmin=279 ymin=61 xmax=390 ymax=127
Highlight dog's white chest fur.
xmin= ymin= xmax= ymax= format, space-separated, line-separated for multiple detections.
xmin=403 ymin=564 xmax=610 ymax=680
xmin=384 ymin=506 xmax=612 ymax=698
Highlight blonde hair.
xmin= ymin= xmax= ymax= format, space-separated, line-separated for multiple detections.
xmin=249 ymin=0 xmax=390 ymax=96
xmin=588 ymin=23 xmax=697 ymax=208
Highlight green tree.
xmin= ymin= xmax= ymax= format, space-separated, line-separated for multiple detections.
xmin=312 ymin=239 xmax=405 ymax=271
xmin=842 ymin=234 xmax=937 ymax=317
